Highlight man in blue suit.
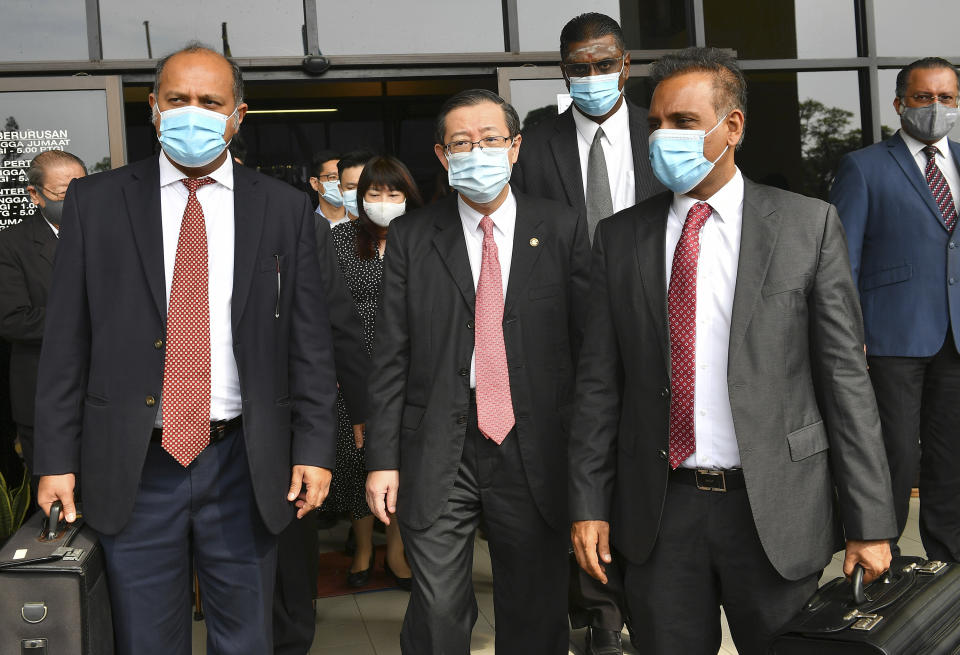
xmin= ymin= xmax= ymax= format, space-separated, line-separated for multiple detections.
xmin=831 ymin=57 xmax=960 ymax=562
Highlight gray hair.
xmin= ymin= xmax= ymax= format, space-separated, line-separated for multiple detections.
xmin=26 ymin=150 xmax=88 ymax=189
xmin=435 ymin=89 xmax=521 ymax=146
xmin=153 ymin=41 xmax=244 ymax=106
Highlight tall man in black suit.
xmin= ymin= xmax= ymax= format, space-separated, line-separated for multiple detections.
xmin=34 ymin=44 xmax=337 ymax=655
xmin=0 ymin=150 xmax=86 ymax=476
xmin=365 ymin=89 xmax=590 ymax=654
xmin=570 ymin=48 xmax=896 ymax=655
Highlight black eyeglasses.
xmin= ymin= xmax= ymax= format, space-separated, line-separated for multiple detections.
xmin=443 ymin=136 xmax=513 ymax=154
xmin=312 ymin=173 xmax=339 ymax=182
xmin=904 ymin=93 xmax=959 ymax=107
xmin=36 ymin=185 xmax=67 ymax=202
xmin=561 ymin=56 xmax=624 ymax=79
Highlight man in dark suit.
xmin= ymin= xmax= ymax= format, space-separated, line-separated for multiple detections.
xmin=570 ymin=47 xmax=897 ymax=655
xmin=365 ymin=89 xmax=590 ymax=654
xmin=0 ymin=150 xmax=86 ymax=477
xmin=511 ymin=14 xmax=661 ymax=652
xmin=831 ymin=58 xmax=960 ymax=562
xmin=34 ymin=44 xmax=337 ymax=655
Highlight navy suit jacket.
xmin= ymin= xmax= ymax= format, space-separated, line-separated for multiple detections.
xmin=33 ymin=156 xmax=338 ymax=535
xmin=831 ymin=132 xmax=960 ymax=357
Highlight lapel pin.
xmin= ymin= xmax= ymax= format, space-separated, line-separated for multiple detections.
xmin=529 ymin=237 xmax=540 ymax=247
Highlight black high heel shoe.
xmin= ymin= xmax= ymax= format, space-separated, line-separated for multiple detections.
xmin=384 ymin=557 xmax=413 ymax=592
xmin=347 ymin=549 xmax=375 ymax=588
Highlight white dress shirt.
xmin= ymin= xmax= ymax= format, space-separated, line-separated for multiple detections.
xmin=316 ymin=205 xmax=350 ymax=229
xmin=156 ymin=153 xmax=242 ymax=425
xmin=458 ymin=190 xmax=516 ymax=388
xmin=899 ymin=129 xmax=960 ymax=212
xmin=665 ymin=168 xmax=745 ymax=469
xmin=573 ymin=100 xmax=636 ymax=213
xmin=44 ymin=217 xmax=59 ymax=237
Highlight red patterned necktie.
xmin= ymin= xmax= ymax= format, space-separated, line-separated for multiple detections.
xmin=923 ymin=145 xmax=957 ymax=231
xmin=160 ymin=176 xmax=215 ymax=467
xmin=475 ymin=215 xmax=515 ymax=444
xmin=667 ymin=202 xmax=712 ymax=469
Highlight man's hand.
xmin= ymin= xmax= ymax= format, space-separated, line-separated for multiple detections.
xmin=287 ymin=465 xmax=332 ymax=519
xmin=37 ymin=474 xmax=77 ymax=522
xmin=844 ymin=539 xmax=892 ymax=584
xmin=571 ymin=520 xmax=612 ymax=584
xmin=366 ymin=470 xmax=399 ymax=525
xmin=353 ymin=424 xmax=365 ymax=449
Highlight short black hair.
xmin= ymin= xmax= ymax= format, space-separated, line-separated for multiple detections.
xmin=652 ymin=47 xmax=747 ymax=119
xmin=310 ymin=149 xmax=342 ymax=178
xmin=896 ymin=57 xmax=960 ymax=98
xmin=434 ymin=89 xmax=520 ymax=146
xmin=560 ymin=13 xmax=625 ymax=61
xmin=337 ymin=149 xmax=375 ymax=178
xmin=153 ymin=41 xmax=244 ymax=106
xmin=27 ymin=150 xmax=87 ymax=189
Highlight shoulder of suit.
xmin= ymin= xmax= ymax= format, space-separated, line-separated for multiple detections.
xmin=236 ymin=165 xmax=309 ymax=202
xmin=746 ymin=179 xmax=833 ymax=218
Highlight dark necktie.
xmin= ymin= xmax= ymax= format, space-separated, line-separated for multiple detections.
xmin=667 ymin=202 xmax=712 ymax=469
xmin=923 ymin=145 xmax=958 ymax=232
xmin=586 ymin=127 xmax=614 ymax=243
xmin=160 ymin=176 xmax=215 ymax=467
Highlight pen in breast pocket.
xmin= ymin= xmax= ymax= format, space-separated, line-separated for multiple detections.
xmin=274 ymin=254 xmax=280 ymax=319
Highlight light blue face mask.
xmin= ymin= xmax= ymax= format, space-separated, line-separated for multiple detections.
xmin=156 ymin=105 xmax=237 ymax=168
xmin=447 ymin=146 xmax=512 ymax=204
xmin=342 ymin=188 xmax=359 ymax=216
xmin=648 ymin=115 xmax=730 ymax=194
xmin=568 ymin=66 xmax=624 ymax=117
xmin=321 ymin=180 xmax=344 ymax=208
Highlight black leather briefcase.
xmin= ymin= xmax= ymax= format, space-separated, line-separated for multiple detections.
xmin=771 ymin=556 xmax=960 ymax=654
xmin=0 ymin=502 xmax=114 ymax=655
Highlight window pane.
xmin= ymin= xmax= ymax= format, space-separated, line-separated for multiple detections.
xmin=510 ymin=78 xmax=569 ymax=131
xmin=100 ymin=0 xmax=305 ymax=59
xmin=315 ymin=0 xmax=503 ymax=55
xmin=875 ymin=0 xmax=960 ymax=57
xmin=620 ymin=0 xmax=688 ymax=49
xmin=795 ymin=0 xmax=857 ymax=58
xmin=0 ymin=90 xmax=112 ymax=230
xmin=878 ymin=68 xmax=960 ymax=142
xmin=0 ymin=0 xmax=88 ymax=62
xmin=517 ymin=1 xmax=620 ymax=52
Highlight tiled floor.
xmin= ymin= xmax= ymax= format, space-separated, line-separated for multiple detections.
xmin=192 ymin=498 xmax=925 ymax=654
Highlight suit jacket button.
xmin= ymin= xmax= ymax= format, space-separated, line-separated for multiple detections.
xmin=154 ymin=339 xmax=163 ymax=349
xmin=658 ymin=449 xmax=668 ymax=461
xmin=145 ymin=395 xmax=156 ymax=407
xmin=950 ymin=241 xmax=957 ymax=249
xmin=457 ymin=416 xmax=467 ymax=425
xmin=660 ymin=388 xmax=670 ymax=398
xmin=458 ymin=368 xmax=469 ymax=376
xmin=466 ymin=320 xmax=474 ymax=329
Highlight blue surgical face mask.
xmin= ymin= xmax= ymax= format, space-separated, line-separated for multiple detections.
xmin=568 ymin=65 xmax=624 ymax=117
xmin=321 ymin=180 xmax=344 ymax=208
xmin=342 ymin=188 xmax=359 ymax=217
xmin=155 ymin=105 xmax=238 ymax=168
xmin=648 ymin=115 xmax=730 ymax=194
xmin=447 ymin=146 xmax=512 ymax=204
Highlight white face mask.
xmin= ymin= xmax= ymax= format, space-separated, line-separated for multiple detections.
xmin=363 ymin=200 xmax=406 ymax=227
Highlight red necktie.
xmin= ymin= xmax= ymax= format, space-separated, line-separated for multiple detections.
xmin=475 ymin=216 xmax=514 ymax=444
xmin=667 ymin=202 xmax=712 ymax=469
xmin=160 ymin=177 xmax=215 ymax=467
xmin=923 ymin=145 xmax=957 ymax=232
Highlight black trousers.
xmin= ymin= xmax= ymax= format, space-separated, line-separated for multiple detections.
xmin=399 ymin=404 xmax=568 ymax=655
xmin=622 ymin=481 xmax=819 ymax=655
xmin=868 ymin=331 xmax=960 ymax=561
xmin=272 ymin=511 xmax=319 ymax=655
xmin=568 ymin=555 xmax=627 ymax=632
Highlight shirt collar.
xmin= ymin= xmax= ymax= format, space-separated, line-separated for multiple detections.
xmin=44 ymin=216 xmax=59 ymax=237
xmin=670 ymin=167 xmax=744 ymax=225
xmin=573 ymin=97 xmax=629 ymax=145
xmin=899 ymin=128 xmax=952 ymax=160
xmin=457 ymin=187 xmax=517 ymax=239
xmin=158 ymin=151 xmax=234 ymax=191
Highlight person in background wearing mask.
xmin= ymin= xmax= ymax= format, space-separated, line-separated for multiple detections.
xmin=364 ymin=89 xmax=590 ymax=653
xmin=308 ymin=149 xmax=348 ymax=230
xmin=0 ymin=149 xmax=86 ymax=488
xmin=322 ymin=155 xmax=421 ymax=591
xmin=33 ymin=43 xmax=338 ymax=655
xmin=831 ymin=57 xmax=960 ymax=563
xmin=569 ymin=47 xmax=895 ymax=655
xmin=337 ymin=150 xmax=373 ymax=221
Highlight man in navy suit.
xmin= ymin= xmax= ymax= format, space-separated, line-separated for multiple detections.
xmin=831 ymin=57 xmax=960 ymax=562
xmin=33 ymin=44 xmax=337 ymax=654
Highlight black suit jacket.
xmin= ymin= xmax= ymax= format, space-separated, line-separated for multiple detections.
xmin=33 ymin=156 xmax=338 ymax=536
xmin=0 ymin=214 xmax=57 ymax=426
xmin=512 ymin=99 xmax=664 ymax=213
xmin=364 ymin=191 xmax=591 ymax=532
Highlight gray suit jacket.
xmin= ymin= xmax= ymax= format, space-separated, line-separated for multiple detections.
xmin=568 ymin=178 xmax=897 ymax=580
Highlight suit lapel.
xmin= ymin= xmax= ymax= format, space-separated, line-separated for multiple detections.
xmin=503 ymin=192 xmax=544 ymax=315
xmin=432 ymin=195 xmax=475 ymax=311
xmin=549 ymin=108 xmax=586 ymax=215
xmin=888 ymin=134 xmax=948 ymax=232
xmin=122 ymin=158 xmax=166 ymax=319
xmin=635 ymin=192 xmax=672 ymax=372
xmin=231 ymin=162 xmax=265 ymax=331
xmin=728 ymin=180 xmax=781 ymax=360
xmin=627 ymin=100 xmax=647 ymax=202
xmin=30 ymin=215 xmax=57 ymax=267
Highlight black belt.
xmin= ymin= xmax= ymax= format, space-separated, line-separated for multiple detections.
xmin=670 ymin=467 xmax=746 ymax=492
xmin=150 ymin=416 xmax=242 ymax=444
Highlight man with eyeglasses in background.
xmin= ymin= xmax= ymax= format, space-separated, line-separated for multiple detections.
xmin=831 ymin=57 xmax=960 ymax=563
xmin=364 ymin=88 xmax=590 ymax=653
xmin=308 ymin=149 xmax=349 ymax=230
xmin=512 ymin=13 xmax=661 ymax=654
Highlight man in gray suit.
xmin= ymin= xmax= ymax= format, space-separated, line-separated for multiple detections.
xmin=569 ymin=47 xmax=897 ymax=655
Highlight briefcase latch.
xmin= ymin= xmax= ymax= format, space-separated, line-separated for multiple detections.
xmin=902 ymin=560 xmax=947 ymax=576
xmin=21 ymin=602 xmax=47 ymax=624
xmin=843 ymin=609 xmax=883 ymax=631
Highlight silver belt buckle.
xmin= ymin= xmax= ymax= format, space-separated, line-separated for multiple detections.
xmin=695 ymin=469 xmax=727 ymax=492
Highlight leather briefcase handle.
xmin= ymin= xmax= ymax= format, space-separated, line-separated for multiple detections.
xmin=43 ymin=500 xmax=63 ymax=542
